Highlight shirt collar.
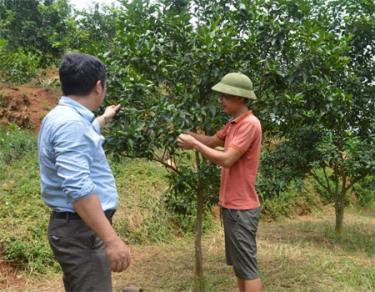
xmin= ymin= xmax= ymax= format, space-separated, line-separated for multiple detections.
xmin=230 ymin=110 xmax=252 ymax=124
xmin=59 ymin=96 xmax=95 ymax=123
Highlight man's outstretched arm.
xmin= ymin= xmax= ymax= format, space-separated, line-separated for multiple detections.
xmin=187 ymin=131 xmax=224 ymax=148
xmin=94 ymin=104 xmax=121 ymax=130
xmin=177 ymin=134 xmax=243 ymax=168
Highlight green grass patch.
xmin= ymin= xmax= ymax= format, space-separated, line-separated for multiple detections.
xmin=1 ymin=124 xmax=374 ymax=292
xmin=0 ymin=126 xmax=175 ymax=273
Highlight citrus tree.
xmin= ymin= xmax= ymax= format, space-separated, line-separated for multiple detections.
xmin=102 ymin=0 xmax=375 ymax=289
xmin=0 ymin=0 xmax=73 ymax=65
xmin=238 ymin=0 xmax=375 ymax=233
xmin=103 ymin=1 xmax=244 ymax=290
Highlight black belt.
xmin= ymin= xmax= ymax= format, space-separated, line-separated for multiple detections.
xmin=52 ymin=209 xmax=116 ymax=221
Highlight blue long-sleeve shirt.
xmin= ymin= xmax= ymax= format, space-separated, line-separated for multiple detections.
xmin=38 ymin=96 xmax=118 ymax=212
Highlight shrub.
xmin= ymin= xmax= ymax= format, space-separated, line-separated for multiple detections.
xmin=354 ymin=176 xmax=375 ymax=207
xmin=261 ymin=179 xmax=322 ymax=220
xmin=0 ymin=39 xmax=41 ymax=84
xmin=0 ymin=125 xmax=37 ymax=170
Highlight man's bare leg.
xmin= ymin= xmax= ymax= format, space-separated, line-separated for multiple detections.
xmin=237 ymin=278 xmax=262 ymax=292
xmin=237 ymin=278 xmax=245 ymax=291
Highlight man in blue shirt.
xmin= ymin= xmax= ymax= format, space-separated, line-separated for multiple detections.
xmin=38 ymin=53 xmax=130 ymax=291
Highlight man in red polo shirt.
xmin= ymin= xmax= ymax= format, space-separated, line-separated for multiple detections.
xmin=177 ymin=72 xmax=262 ymax=292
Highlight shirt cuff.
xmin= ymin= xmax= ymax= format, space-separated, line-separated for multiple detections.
xmin=64 ymin=178 xmax=97 ymax=203
xmin=92 ymin=118 xmax=101 ymax=134
xmin=216 ymin=133 xmax=225 ymax=140
xmin=229 ymin=144 xmax=246 ymax=153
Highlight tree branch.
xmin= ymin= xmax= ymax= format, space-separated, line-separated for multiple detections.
xmin=333 ymin=165 xmax=340 ymax=200
xmin=322 ymin=165 xmax=333 ymax=194
xmin=153 ymin=157 xmax=180 ymax=174
xmin=346 ymin=172 xmax=368 ymax=191
xmin=311 ymin=170 xmax=331 ymax=194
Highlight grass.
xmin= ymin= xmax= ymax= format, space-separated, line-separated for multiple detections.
xmin=16 ymin=208 xmax=375 ymax=292
xmin=0 ymin=125 xmax=174 ymax=274
xmin=114 ymin=208 xmax=375 ymax=292
xmin=0 ymin=125 xmax=55 ymax=273
xmin=1 ymin=125 xmax=374 ymax=291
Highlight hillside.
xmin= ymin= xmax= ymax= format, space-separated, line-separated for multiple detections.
xmin=0 ymin=84 xmax=58 ymax=131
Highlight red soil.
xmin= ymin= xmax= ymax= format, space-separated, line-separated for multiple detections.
xmin=0 ymin=84 xmax=59 ymax=132
xmin=0 ymin=248 xmax=25 ymax=290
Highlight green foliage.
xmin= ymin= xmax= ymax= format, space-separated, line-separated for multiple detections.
xmin=0 ymin=125 xmax=37 ymax=171
xmin=238 ymin=0 xmax=375 ymax=232
xmin=163 ymin=156 xmax=219 ymax=232
xmin=261 ymin=179 xmax=322 ymax=220
xmin=0 ymin=39 xmax=41 ymax=83
xmin=97 ymin=7 xmax=375 ymax=284
xmin=257 ymin=144 xmax=306 ymax=201
xmin=104 ymin=0 xmax=239 ymax=157
xmin=0 ymin=0 xmax=73 ymax=66
xmin=0 ymin=127 xmax=55 ymax=273
xmin=354 ymin=176 xmax=375 ymax=207
xmin=102 ymin=2 xmax=245 ymax=284
xmin=68 ymin=4 xmax=117 ymax=56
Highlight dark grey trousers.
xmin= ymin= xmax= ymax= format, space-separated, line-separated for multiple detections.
xmin=48 ymin=214 xmax=112 ymax=292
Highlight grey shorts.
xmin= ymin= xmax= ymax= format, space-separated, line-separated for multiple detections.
xmin=221 ymin=207 xmax=260 ymax=280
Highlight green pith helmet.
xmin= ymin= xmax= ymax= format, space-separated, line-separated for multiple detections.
xmin=211 ymin=72 xmax=256 ymax=100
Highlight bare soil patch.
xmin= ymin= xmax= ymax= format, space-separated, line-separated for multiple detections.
xmin=0 ymin=84 xmax=58 ymax=131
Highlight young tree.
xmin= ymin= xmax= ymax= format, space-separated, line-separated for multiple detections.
xmin=103 ymin=1 xmax=375 ymax=290
xmin=103 ymin=1 xmax=246 ymax=289
xmin=247 ymin=0 xmax=375 ymax=233
xmin=0 ymin=0 xmax=73 ymax=65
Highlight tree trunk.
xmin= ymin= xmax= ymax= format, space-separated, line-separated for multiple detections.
xmin=335 ymin=172 xmax=350 ymax=234
xmin=335 ymin=198 xmax=344 ymax=234
xmin=194 ymin=152 xmax=205 ymax=292
xmin=194 ymin=185 xmax=204 ymax=291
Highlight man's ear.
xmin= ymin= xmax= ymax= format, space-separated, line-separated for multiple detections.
xmin=94 ymin=80 xmax=104 ymax=94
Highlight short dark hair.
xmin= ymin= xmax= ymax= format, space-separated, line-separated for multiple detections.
xmin=59 ymin=53 xmax=106 ymax=96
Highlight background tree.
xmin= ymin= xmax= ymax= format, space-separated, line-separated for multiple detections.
xmin=68 ymin=3 xmax=118 ymax=56
xmin=248 ymin=0 xmax=375 ymax=234
xmin=0 ymin=0 xmax=73 ymax=65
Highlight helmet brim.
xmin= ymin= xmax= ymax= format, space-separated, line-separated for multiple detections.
xmin=211 ymin=82 xmax=257 ymax=100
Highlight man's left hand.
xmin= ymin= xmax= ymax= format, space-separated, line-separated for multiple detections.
xmin=103 ymin=104 xmax=121 ymax=124
xmin=177 ymin=133 xmax=196 ymax=150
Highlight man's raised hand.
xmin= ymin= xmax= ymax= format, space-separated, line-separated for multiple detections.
xmin=177 ymin=133 xmax=197 ymax=150
xmin=103 ymin=104 xmax=121 ymax=123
